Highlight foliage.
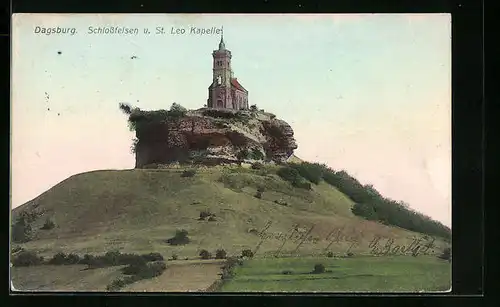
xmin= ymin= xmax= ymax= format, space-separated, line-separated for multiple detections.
xmin=215 ymin=249 xmax=227 ymax=259
xmin=166 ymin=229 xmax=190 ymax=246
xmin=249 ymin=148 xmax=264 ymax=160
xmin=282 ymin=270 xmax=293 ymax=275
xmin=199 ymin=249 xmax=212 ymax=259
xmin=326 ymin=251 xmax=334 ymax=258
xmin=80 ymin=251 xmax=163 ymax=268
xmin=199 ymin=210 xmax=212 ymax=220
xmin=48 ymin=252 xmax=81 ymax=265
xmin=276 ymin=166 xmax=312 ymax=190
xmin=312 ymin=263 xmax=326 ymax=274
xmin=121 ymin=102 xmax=188 ymax=132
xmin=119 ymin=103 xmax=133 ymax=115
xmin=250 ymin=104 xmax=258 ymax=112
xmin=288 ymin=162 xmax=325 ymax=185
xmin=241 ymin=249 xmax=254 ymax=258
xmin=221 ymin=256 xmax=243 ymax=280
xmin=251 ymin=162 xmax=263 ymax=170
xmin=141 ymin=252 xmax=164 ymax=262
xmin=108 ymin=261 xmax=167 ymax=291
xmin=181 ymin=169 xmax=196 ymax=177
xmin=278 ymin=161 xmax=453 ymax=240
xmin=40 ymin=218 xmax=55 ymax=230
xmin=208 ymin=216 xmax=217 ymax=221
xmin=12 ymin=250 xmax=44 ymax=267
xmin=12 ymin=213 xmax=33 ymax=243
xmin=254 ymin=191 xmax=263 ymax=199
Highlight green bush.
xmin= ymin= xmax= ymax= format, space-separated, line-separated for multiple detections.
xmin=141 ymin=252 xmax=164 ymax=262
xmin=215 ymin=249 xmax=227 ymax=259
xmin=12 ymin=250 xmax=44 ymax=267
xmin=254 ymin=191 xmax=263 ymax=199
xmin=221 ymin=257 xmax=242 ymax=280
xmin=181 ymin=169 xmax=196 ymax=177
xmin=166 ymin=229 xmax=190 ymax=246
xmin=241 ymin=249 xmax=254 ymax=258
xmin=282 ymin=270 xmax=293 ymax=275
xmin=82 ymin=251 xmax=163 ymax=268
xmin=251 ymin=162 xmax=263 ymax=169
xmin=289 ymin=162 xmax=324 ymax=185
xmin=199 ymin=210 xmax=212 ymax=220
xmin=199 ymin=249 xmax=212 ymax=259
xmin=48 ymin=252 xmax=70 ymax=265
xmin=277 ymin=166 xmax=301 ymax=183
xmin=312 ymin=263 xmax=326 ymax=274
xmin=249 ymin=148 xmax=264 ymax=160
xmin=40 ymin=218 xmax=55 ymax=230
xmin=208 ymin=216 xmax=217 ymax=222
xmin=12 ymin=214 xmax=33 ymax=243
xmin=326 ymin=251 xmax=334 ymax=258
xmin=276 ymin=166 xmax=311 ymax=190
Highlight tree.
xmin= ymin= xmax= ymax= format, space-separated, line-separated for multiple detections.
xmin=119 ymin=103 xmax=133 ymax=115
xmin=12 ymin=215 xmax=32 ymax=243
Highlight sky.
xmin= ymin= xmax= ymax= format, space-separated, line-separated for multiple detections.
xmin=11 ymin=14 xmax=452 ymax=227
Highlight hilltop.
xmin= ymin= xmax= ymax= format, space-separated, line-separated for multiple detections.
xmin=11 ymin=163 xmax=449 ymax=259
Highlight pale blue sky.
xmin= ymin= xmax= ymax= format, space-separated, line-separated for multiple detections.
xmin=11 ymin=14 xmax=451 ymax=226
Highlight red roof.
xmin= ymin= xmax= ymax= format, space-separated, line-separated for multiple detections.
xmin=231 ymin=78 xmax=247 ymax=92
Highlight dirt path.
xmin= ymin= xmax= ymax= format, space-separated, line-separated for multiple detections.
xmin=123 ymin=259 xmax=225 ymax=292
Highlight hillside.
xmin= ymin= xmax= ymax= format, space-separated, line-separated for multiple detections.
xmin=11 ymin=164 xmax=449 ymax=259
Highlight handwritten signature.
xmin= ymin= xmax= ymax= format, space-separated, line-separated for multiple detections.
xmin=251 ymin=221 xmax=437 ymax=257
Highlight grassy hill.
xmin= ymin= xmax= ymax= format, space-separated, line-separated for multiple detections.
xmin=11 ymin=164 xmax=449 ymax=260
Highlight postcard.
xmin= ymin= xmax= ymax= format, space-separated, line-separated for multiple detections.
xmin=10 ymin=13 xmax=451 ymax=293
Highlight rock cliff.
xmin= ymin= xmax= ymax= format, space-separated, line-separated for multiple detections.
xmin=130 ymin=107 xmax=298 ymax=168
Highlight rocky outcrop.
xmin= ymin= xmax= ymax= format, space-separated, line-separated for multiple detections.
xmin=133 ymin=108 xmax=298 ymax=168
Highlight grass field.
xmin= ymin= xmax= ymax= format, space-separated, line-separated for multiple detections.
xmin=220 ymin=255 xmax=451 ymax=292
xmin=11 ymin=259 xmax=226 ymax=292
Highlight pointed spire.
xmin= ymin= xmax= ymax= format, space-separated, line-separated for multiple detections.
xmin=218 ymin=26 xmax=225 ymax=50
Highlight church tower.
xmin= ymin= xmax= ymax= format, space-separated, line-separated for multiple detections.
xmin=207 ymin=33 xmax=249 ymax=110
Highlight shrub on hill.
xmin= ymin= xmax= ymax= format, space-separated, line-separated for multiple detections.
xmin=208 ymin=216 xmax=217 ymax=221
xmin=80 ymin=251 xmax=163 ymax=268
xmin=108 ymin=261 xmax=167 ymax=291
xmin=48 ymin=252 xmax=81 ymax=265
xmin=314 ymin=165 xmax=451 ymax=240
xmin=251 ymin=162 xmax=263 ymax=169
xmin=40 ymin=218 xmax=55 ymax=230
xmin=199 ymin=249 xmax=212 ymax=259
xmin=288 ymin=162 xmax=324 ymax=185
xmin=221 ymin=257 xmax=243 ymax=280
xmin=199 ymin=210 xmax=212 ymax=220
xmin=181 ymin=169 xmax=196 ymax=177
xmin=276 ymin=166 xmax=312 ymax=190
xmin=215 ymin=249 xmax=227 ymax=259
xmin=12 ymin=213 xmax=33 ymax=243
xmin=166 ymin=229 xmax=190 ymax=246
xmin=12 ymin=250 xmax=44 ymax=267
xmin=241 ymin=249 xmax=254 ymax=258
xmin=312 ymin=263 xmax=326 ymax=274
